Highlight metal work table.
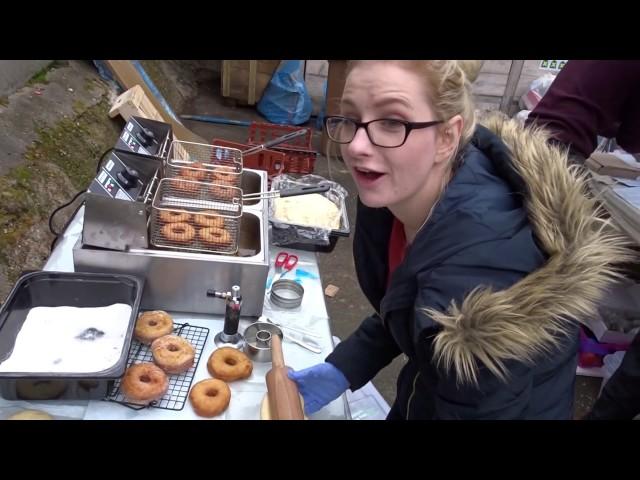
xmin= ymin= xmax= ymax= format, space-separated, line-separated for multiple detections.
xmin=0 ymin=207 xmax=350 ymax=420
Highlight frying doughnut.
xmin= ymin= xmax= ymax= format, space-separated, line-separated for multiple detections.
xmin=179 ymin=162 xmax=207 ymax=181
xmin=161 ymin=222 xmax=195 ymax=244
xmin=134 ymin=310 xmax=174 ymax=345
xmin=174 ymin=179 xmax=202 ymax=195
xmin=211 ymin=170 xmax=238 ymax=186
xmin=151 ymin=335 xmax=195 ymax=374
xmin=209 ymin=185 xmax=237 ymax=201
xmin=189 ymin=378 xmax=231 ymax=417
xmin=198 ymin=227 xmax=233 ymax=249
xmin=120 ymin=363 xmax=168 ymax=404
xmin=159 ymin=210 xmax=192 ymax=223
xmin=207 ymin=347 xmax=253 ymax=382
xmin=193 ymin=212 xmax=224 ymax=228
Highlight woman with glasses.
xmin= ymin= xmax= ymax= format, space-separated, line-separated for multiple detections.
xmin=287 ymin=61 xmax=631 ymax=419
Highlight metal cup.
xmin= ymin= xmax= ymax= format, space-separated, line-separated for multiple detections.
xmin=243 ymin=322 xmax=283 ymax=362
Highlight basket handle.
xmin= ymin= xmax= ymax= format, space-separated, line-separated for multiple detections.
xmin=243 ymin=129 xmax=308 ymax=156
xmin=278 ymin=184 xmax=329 ymax=198
xmin=243 ymin=184 xmax=330 ymax=201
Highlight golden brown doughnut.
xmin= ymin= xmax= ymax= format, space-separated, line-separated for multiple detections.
xmin=121 ymin=363 xmax=168 ymax=404
xmin=159 ymin=209 xmax=192 ymax=223
xmin=179 ymin=162 xmax=207 ymax=181
xmin=209 ymin=185 xmax=236 ymax=201
xmin=189 ymin=378 xmax=231 ymax=417
xmin=134 ymin=310 xmax=174 ymax=345
xmin=193 ymin=212 xmax=224 ymax=228
xmin=198 ymin=227 xmax=232 ymax=248
xmin=211 ymin=170 xmax=238 ymax=186
xmin=174 ymin=179 xmax=202 ymax=195
xmin=207 ymin=347 xmax=253 ymax=382
xmin=161 ymin=222 xmax=195 ymax=244
xmin=151 ymin=335 xmax=195 ymax=374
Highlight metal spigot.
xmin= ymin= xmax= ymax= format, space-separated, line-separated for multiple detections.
xmin=208 ymin=285 xmax=245 ymax=349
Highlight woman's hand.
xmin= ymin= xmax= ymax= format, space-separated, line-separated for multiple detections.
xmin=288 ymin=362 xmax=350 ymax=414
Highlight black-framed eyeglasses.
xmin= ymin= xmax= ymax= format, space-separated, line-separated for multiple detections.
xmin=324 ymin=115 xmax=444 ymax=148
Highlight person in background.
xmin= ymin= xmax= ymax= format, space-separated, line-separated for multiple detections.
xmin=586 ymin=332 xmax=640 ymax=419
xmin=526 ymin=60 xmax=640 ymax=420
xmin=526 ymin=60 xmax=640 ymax=165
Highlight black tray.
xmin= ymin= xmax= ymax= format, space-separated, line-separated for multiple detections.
xmin=269 ymin=192 xmax=350 ymax=254
xmin=270 ymin=231 xmax=344 ymax=253
xmin=0 ymin=271 xmax=144 ymax=400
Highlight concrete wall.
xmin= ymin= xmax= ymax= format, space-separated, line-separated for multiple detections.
xmin=0 ymin=60 xmax=53 ymax=97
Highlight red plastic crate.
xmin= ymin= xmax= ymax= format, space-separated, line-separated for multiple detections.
xmin=211 ymin=138 xmax=289 ymax=178
xmin=247 ymin=122 xmax=317 ymax=175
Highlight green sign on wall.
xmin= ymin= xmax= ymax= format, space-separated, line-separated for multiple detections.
xmin=540 ymin=60 xmax=567 ymax=71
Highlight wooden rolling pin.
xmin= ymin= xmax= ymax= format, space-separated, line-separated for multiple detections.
xmin=265 ymin=334 xmax=305 ymax=420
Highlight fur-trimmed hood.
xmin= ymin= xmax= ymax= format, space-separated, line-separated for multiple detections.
xmin=428 ymin=113 xmax=633 ymax=385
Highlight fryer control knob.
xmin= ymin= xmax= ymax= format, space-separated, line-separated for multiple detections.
xmin=117 ymin=166 xmax=140 ymax=189
xmin=136 ymin=127 xmax=155 ymax=147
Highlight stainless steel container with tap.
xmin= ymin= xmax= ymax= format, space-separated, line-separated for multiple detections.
xmin=72 ymin=169 xmax=270 ymax=317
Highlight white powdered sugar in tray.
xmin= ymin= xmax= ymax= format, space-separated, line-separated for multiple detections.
xmin=0 ymin=304 xmax=132 ymax=373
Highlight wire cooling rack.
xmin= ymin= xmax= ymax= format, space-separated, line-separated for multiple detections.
xmin=103 ymin=322 xmax=209 ymax=411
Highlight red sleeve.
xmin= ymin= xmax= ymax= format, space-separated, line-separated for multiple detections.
xmin=526 ymin=60 xmax=640 ymax=157
xmin=387 ymin=217 xmax=407 ymax=289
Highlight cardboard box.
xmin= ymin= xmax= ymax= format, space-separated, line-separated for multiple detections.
xmin=586 ymin=152 xmax=640 ymax=179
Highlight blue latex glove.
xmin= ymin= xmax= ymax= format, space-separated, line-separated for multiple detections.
xmin=288 ymin=362 xmax=350 ymax=415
